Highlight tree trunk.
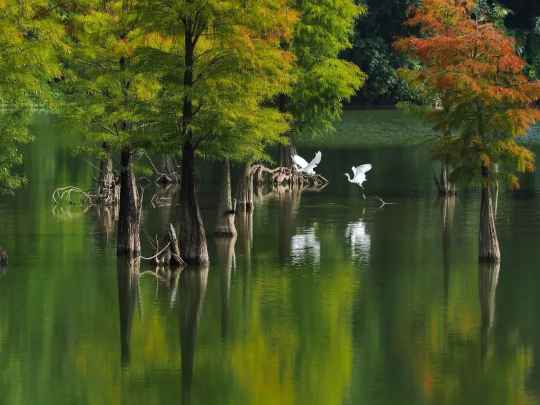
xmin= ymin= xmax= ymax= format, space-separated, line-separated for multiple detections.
xmin=479 ymin=165 xmax=501 ymax=262
xmin=214 ymin=159 xmax=237 ymax=237
xmin=97 ymin=143 xmax=118 ymax=205
xmin=117 ymin=147 xmax=141 ymax=257
xmin=236 ymin=162 xmax=254 ymax=212
xmin=279 ymin=143 xmax=297 ymax=168
xmin=436 ymin=160 xmax=456 ymax=197
xmin=179 ymin=142 xmax=209 ymax=265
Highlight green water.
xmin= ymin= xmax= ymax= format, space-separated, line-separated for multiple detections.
xmin=1 ymin=112 xmax=540 ymax=405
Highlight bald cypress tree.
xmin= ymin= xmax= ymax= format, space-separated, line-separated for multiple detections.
xmin=64 ymin=0 xmax=160 ymax=257
xmin=396 ymin=0 xmax=540 ymax=262
xmin=137 ymin=0 xmax=295 ymax=264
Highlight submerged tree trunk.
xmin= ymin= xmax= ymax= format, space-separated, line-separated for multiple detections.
xmin=117 ymin=147 xmax=141 ymax=257
xmin=97 ymin=143 xmax=118 ymax=205
xmin=479 ymin=165 xmax=501 ymax=262
xmin=236 ymin=162 xmax=254 ymax=212
xmin=179 ymin=142 xmax=209 ymax=265
xmin=214 ymin=159 xmax=237 ymax=237
xmin=436 ymin=160 xmax=456 ymax=197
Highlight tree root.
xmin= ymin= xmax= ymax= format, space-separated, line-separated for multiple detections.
xmin=52 ymin=186 xmax=96 ymax=206
xmin=141 ymin=223 xmax=185 ymax=267
xmin=251 ymin=164 xmax=329 ymax=191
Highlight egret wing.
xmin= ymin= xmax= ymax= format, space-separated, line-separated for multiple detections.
xmin=292 ymin=154 xmax=309 ymax=169
xmin=355 ymin=164 xmax=372 ymax=175
xmin=310 ymin=151 xmax=322 ymax=167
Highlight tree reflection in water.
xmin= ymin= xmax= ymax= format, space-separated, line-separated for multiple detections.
xmin=179 ymin=266 xmax=209 ymax=405
xmin=116 ymin=257 xmax=140 ymax=368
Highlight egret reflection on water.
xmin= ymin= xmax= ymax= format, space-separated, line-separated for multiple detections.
xmin=345 ymin=219 xmax=371 ymax=262
xmin=290 ymin=226 xmax=321 ymax=265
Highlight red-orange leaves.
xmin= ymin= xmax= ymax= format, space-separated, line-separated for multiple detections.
xmin=395 ymin=0 xmax=540 ymax=184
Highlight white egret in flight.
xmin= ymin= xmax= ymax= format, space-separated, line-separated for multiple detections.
xmin=292 ymin=151 xmax=322 ymax=175
xmin=345 ymin=164 xmax=372 ymax=198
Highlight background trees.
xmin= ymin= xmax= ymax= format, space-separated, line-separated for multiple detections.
xmin=279 ymin=0 xmax=365 ymax=166
xmin=0 ymin=0 xmax=66 ymax=193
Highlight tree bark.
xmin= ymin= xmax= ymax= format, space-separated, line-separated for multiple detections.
xmin=117 ymin=147 xmax=141 ymax=257
xmin=214 ymin=159 xmax=237 ymax=237
xmin=97 ymin=143 xmax=118 ymax=205
xmin=179 ymin=142 xmax=209 ymax=265
xmin=236 ymin=162 xmax=254 ymax=212
xmin=279 ymin=143 xmax=297 ymax=168
xmin=436 ymin=160 xmax=456 ymax=197
xmin=479 ymin=165 xmax=501 ymax=262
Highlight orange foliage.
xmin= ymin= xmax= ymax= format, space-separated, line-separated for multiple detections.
xmin=395 ymin=0 xmax=540 ymax=182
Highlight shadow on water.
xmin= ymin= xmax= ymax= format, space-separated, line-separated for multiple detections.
xmin=116 ymin=257 xmax=140 ymax=368
xmin=179 ymin=265 xmax=209 ymax=405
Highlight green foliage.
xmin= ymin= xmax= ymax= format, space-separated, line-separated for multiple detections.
xmin=135 ymin=0 xmax=295 ymax=162
xmin=289 ymin=0 xmax=366 ymax=136
xmin=62 ymin=0 xmax=159 ymax=157
xmin=344 ymin=0 xmax=420 ymax=105
xmin=0 ymin=0 xmax=66 ymax=192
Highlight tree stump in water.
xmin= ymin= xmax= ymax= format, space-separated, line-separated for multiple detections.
xmin=236 ymin=162 xmax=254 ymax=212
xmin=251 ymin=164 xmax=328 ymax=191
xmin=154 ymin=224 xmax=185 ymax=267
xmin=117 ymin=147 xmax=141 ymax=257
xmin=479 ymin=166 xmax=501 ymax=262
xmin=215 ymin=159 xmax=237 ymax=237
xmin=97 ymin=155 xmax=119 ymax=205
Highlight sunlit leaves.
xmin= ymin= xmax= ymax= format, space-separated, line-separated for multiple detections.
xmin=288 ymin=0 xmax=366 ymax=137
xmin=137 ymin=0 xmax=296 ymax=161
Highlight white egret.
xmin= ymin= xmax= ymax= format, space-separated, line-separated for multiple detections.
xmin=292 ymin=151 xmax=322 ymax=175
xmin=345 ymin=164 xmax=372 ymax=199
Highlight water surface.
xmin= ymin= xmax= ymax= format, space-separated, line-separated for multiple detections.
xmin=1 ymin=112 xmax=540 ymax=405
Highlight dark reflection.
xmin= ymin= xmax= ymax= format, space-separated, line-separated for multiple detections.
xmin=236 ymin=209 xmax=253 ymax=316
xmin=441 ymin=197 xmax=455 ymax=307
xmin=236 ymin=209 xmax=253 ymax=266
xmin=479 ymin=261 xmax=501 ymax=364
xmin=0 ymin=263 xmax=7 ymax=278
xmin=215 ymin=236 xmax=236 ymax=340
xmin=116 ymin=257 xmax=140 ymax=368
xmin=277 ymin=187 xmax=302 ymax=263
xmin=180 ymin=266 xmax=209 ymax=405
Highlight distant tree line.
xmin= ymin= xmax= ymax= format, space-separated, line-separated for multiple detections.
xmin=346 ymin=0 xmax=540 ymax=106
